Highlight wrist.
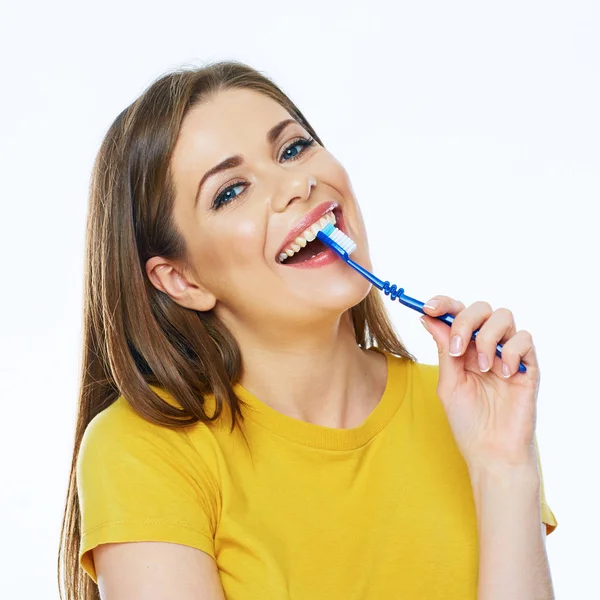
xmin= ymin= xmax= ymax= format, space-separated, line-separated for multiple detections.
xmin=468 ymin=457 xmax=552 ymax=599
xmin=465 ymin=446 xmax=539 ymax=482
xmin=468 ymin=461 xmax=541 ymax=512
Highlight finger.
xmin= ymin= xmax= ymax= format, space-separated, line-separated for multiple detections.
xmin=420 ymin=295 xmax=468 ymax=393
xmin=423 ymin=295 xmax=465 ymax=318
xmin=421 ymin=311 xmax=466 ymax=393
xmin=473 ymin=308 xmax=517 ymax=374
xmin=496 ymin=329 xmax=539 ymax=381
xmin=447 ymin=301 xmax=493 ymax=358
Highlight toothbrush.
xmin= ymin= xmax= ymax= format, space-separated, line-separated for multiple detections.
xmin=316 ymin=223 xmax=527 ymax=374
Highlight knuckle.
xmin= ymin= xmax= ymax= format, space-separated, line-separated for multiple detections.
xmin=495 ymin=307 xmax=513 ymax=319
xmin=452 ymin=315 xmax=468 ymax=333
xmin=500 ymin=339 xmax=513 ymax=354
xmin=443 ymin=295 xmax=462 ymax=308
xmin=500 ymin=339 xmax=519 ymax=360
xmin=475 ymin=332 xmax=492 ymax=351
xmin=502 ymin=350 xmax=516 ymax=364
xmin=475 ymin=300 xmax=493 ymax=313
xmin=518 ymin=329 xmax=533 ymax=342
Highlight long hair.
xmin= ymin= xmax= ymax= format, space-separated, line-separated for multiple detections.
xmin=57 ymin=60 xmax=417 ymax=600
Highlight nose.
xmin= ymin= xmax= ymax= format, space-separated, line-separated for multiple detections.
xmin=271 ymin=172 xmax=317 ymax=213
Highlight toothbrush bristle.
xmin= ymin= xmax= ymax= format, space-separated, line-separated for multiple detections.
xmin=318 ymin=223 xmax=357 ymax=255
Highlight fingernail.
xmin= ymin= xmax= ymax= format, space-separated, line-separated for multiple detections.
xmin=419 ymin=317 xmax=430 ymax=332
xmin=502 ymin=362 xmax=511 ymax=378
xmin=478 ymin=353 xmax=490 ymax=372
xmin=424 ymin=299 xmax=440 ymax=310
xmin=449 ymin=335 xmax=463 ymax=356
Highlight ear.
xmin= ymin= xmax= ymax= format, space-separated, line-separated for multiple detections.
xmin=145 ymin=256 xmax=216 ymax=312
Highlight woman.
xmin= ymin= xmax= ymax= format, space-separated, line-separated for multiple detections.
xmin=58 ymin=61 xmax=557 ymax=599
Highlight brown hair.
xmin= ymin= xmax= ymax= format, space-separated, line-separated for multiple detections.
xmin=57 ymin=60 xmax=417 ymax=600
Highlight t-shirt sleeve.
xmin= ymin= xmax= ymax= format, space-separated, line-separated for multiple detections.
xmin=76 ymin=397 xmax=221 ymax=583
xmin=416 ymin=362 xmax=557 ymax=536
xmin=535 ymin=436 xmax=558 ymax=535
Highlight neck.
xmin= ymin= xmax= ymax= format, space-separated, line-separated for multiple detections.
xmin=230 ymin=311 xmax=387 ymax=429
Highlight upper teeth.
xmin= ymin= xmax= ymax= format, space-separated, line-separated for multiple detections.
xmin=278 ymin=210 xmax=337 ymax=262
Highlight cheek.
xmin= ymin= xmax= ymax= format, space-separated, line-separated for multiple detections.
xmin=320 ymin=153 xmax=353 ymax=191
xmin=235 ymin=217 xmax=262 ymax=250
xmin=312 ymin=150 xmax=352 ymax=191
xmin=320 ymin=155 xmax=366 ymax=233
xmin=199 ymin=215 xmax=266 ymax=270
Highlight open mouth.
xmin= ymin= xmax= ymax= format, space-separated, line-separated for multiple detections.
xmin=277 ymin=206 xmax=343 ymax=265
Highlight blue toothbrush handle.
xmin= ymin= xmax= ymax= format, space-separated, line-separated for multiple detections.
xmin=387 ymin=286 xmax=527 ymax=374
xmin=336 ymin=253 xmax=527 ymax=374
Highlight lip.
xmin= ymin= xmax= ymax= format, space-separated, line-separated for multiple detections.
xmin=280 ymin=244 xmax=339 ymax=269
xmin=276 ymin=201 xmax=340 ymax=260
xmin=277 ymin=205 xmax=350 ymax=269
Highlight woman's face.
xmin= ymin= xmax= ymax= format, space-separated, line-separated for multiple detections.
xmin=165 ymin=87 xmax=373 ymax=333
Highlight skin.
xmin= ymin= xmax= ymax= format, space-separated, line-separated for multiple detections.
xmin=421 ymin=299 xmax=554 ymax=598
xmin=143 ymin=88 xmax=554 ymax=597
xmin=147 ymin=88 xmax=387 ymax=427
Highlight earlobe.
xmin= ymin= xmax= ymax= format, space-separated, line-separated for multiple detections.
xmin=145 ymin=257 xmax=217 ymax=312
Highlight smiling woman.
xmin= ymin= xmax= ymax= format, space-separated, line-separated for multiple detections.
xmin=58 ymin=61 xmax=556 ymax=600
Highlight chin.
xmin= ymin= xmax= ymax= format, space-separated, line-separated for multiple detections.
xmin=304 ymin=273 xmax=372 ymax=316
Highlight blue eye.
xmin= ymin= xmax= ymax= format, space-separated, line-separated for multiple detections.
xmin=213 ymin=182 xmax=247 ymax=209
xmin=211 ymin=136 xmax=316 ymax=210
xmin=281 ymin=137 xmax=315 ymax=162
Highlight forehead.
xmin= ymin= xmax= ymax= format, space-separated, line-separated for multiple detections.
xmin=173 ymin=88 xmax=294 ymax=166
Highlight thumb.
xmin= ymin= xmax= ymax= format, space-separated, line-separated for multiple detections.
xmin=420 ymin=315 xmax=464 ymax=390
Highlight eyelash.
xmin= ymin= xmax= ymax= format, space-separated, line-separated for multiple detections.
xmin=212 ymin=136 xmax=316 ymax=210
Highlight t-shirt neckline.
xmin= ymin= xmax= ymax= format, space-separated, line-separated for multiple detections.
xmin=232 ymin=350 xmax=409 ymax=451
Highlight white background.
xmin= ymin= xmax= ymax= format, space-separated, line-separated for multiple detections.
xmin=1 ymin=1 xmax=598 ymax=597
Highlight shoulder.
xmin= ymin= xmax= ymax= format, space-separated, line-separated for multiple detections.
xmin=384 ymin=351 xmax=439 ymax=380
xmin=381 ymin=353 xmax=440 ymax=396
xmin=81 ymin=394 xmax=147 ymax=443
xmin=79 ymin=395 xmax=175 ymax=459
xmin=77 ymin=391 xmax=220 ymax=484
xmin=403 ymin=361 xmax=455 ymax=433
xmin=411 ymin=361 xmax=440 ymax=384
xmin=76 ymin=394 xmax=224 ymax=584
xmin=402 ymin=359 xmax=440 ymax=400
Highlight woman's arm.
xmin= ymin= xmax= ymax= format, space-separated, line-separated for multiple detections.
xmin=470 ymin=463 xmax=555 ymax=600
xmin=94 ymin=542 xmax=226 ymax=600
xmin=419 ymin=296 xmax=556 ymax=598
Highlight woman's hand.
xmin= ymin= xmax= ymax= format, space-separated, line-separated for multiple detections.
xmin=419 ymin=296 xmax=540 ymax=472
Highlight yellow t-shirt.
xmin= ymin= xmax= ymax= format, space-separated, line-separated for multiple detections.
xmin=77 ymin=350 xmax=557 ymax=599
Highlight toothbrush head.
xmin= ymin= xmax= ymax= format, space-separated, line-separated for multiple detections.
xmin=316 ymin=223 xmax=358 ymax=261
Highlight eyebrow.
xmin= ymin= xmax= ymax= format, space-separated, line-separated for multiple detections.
xmin=194 ymin=118 xmax=300 ymax=206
